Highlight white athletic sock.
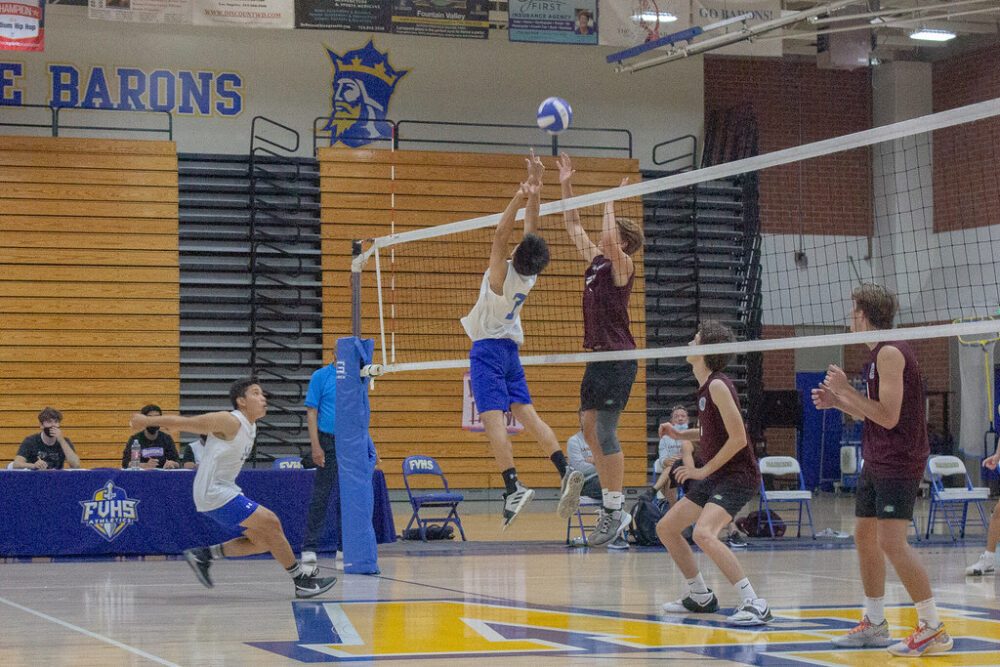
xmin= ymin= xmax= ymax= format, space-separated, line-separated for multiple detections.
xmin=864 ymin=596 xmax=885 ymax=625
xmin=603 ymin=490 xmax=624 ymax=512
xmin=287 ymin=562 xmax=303 ymax=579
xmin=685 ymin=572 xmax=709 ymax=596
xmin=991 ymin=546 xmax=999 ymax=561
xmin=734 ymin=578 xmax=756 ymax=603
xmin=209 ymin=543 xmax=225 ymax=560
xmin=915 ymin=597 xmax=940 ymax=629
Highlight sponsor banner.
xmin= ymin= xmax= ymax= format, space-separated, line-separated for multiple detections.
xmin=297 ymin=0 xmax=487 ymax=38
xmin=87 ymin=0 xmax=191 ymax=24
xmin=391 ymin=0 xmax=489 ymax=39
xmin=296 ymin=0 xmax=391 ymax=31
xmin=0 ymin=0 xmax=44 ymax=52
xmin=598 ymin=0 xmax=689 ymax=49
xmin=693 ymin=0 xmax=781 ymax=56
xmin=193 ymin=0 xmax=294 ymax=27
xmin=508 ymin=0 xmax=597 ymax=45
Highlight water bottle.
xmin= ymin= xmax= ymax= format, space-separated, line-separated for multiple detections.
xmin=129 ymin=439 xmax=141 ymax=470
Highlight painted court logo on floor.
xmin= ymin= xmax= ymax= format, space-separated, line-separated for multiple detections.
xmin=79 ymin=481 xmax=140 ymax=542
xmin=246 ymin=598 xmax=1000 ymax=664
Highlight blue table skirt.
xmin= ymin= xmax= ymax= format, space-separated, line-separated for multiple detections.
xmin=0 ymin=468 xmax=395 ymax=557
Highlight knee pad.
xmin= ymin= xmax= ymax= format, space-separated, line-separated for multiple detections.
xmin=595 ymin=409 xmax=622 ymax=456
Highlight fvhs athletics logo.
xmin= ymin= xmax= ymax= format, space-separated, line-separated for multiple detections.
xmin=323 ymin=41 xmax=407 ymax=148
xmin=80 ymin=481 xmax=140 ymax=542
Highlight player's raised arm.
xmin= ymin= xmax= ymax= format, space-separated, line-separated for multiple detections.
xmin=488 ymin=185 xmax=528 ymax=294
xmin=557 ymin=152 xmax=598 ymax=261
xmin=599 ymin=177 xmax=635 ymax=286
xmin=524 ymin=148 xmax=544 ymax=236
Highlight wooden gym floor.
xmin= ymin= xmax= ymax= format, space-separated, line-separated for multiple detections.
xmin=1 ymin=495 xmax=998 ymax=666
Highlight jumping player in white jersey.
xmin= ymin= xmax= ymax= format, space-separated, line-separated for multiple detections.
xmin=129 ymin=378 xmax=338 ymax=598
xmin=461 ymin=150 xmax=584 ymax=531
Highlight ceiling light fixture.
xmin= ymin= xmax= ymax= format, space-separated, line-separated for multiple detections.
xmin=909 ymin=27 xmax=957 ymax=41
xmin=631 ymin=12 xmax=678 ymax=23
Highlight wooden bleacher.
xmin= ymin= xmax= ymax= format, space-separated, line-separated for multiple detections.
xmin=0 ymin=136 xmax=179 ymax=468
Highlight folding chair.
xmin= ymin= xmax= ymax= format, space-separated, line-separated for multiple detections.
xmin=273 ymin=456 xmax=303 ymax=469
xmin=402 ymin=455 xmax=466 ymax=541
xmin=758 ymin=456 xmax=815 ymax=538
xmin=566 ymin=496 xmax=603 ymax=544
xmin=925 ymin=455 xmax=990 ymax=540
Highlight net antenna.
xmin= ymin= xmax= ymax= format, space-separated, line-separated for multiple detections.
xmin=956 ymin=314 xmax=1000 ymax=458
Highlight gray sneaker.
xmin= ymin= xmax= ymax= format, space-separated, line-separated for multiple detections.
xmin=588 ymin=508 xmax=631 ymax=547
xmin=607 ymin=535 xmax=630 ymax=550
xmin=556 ymin=470 xmax=585 ymax=519
xmin=727 ymin=598 xmax=772 ymax=626
xmin=831 ymin=615 xmax=892 ymax=648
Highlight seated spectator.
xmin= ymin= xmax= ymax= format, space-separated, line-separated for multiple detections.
xmin=651 ymin=406 xmax=690 ymax=498
xmin=122 ymin=404 xmax=180 ymax=469
xmin=181 ymin=434 xmax=207 ymax=469
xmin=12 ymin=407 xmax=81 ymax=469
xmin=567 ymin=429 xmax=603 ymax=501
xmin=567 ymin=411 xmax=628 ymax=549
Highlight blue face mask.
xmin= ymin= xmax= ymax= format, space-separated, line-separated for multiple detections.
xmin=674 ymin=423 xmax=688 ymax=431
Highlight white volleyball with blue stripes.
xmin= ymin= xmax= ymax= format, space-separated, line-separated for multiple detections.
xmin=536 ymin=97 xmax=572 ymax=135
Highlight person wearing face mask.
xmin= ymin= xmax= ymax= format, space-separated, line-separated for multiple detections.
xmin=121 ymin=404 xmax=180 ymax=469
xmin=12 ymin=407 xmax=80 ymax=469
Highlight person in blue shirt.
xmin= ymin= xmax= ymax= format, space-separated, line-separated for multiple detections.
xmin=300 ymin=357 xmax=341 ymax=574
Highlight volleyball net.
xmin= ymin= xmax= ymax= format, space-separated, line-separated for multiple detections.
xmin=352 ymin=96 xmax=1000 ymax=378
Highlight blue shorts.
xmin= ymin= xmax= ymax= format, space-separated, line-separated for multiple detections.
xmin=203 ymin=494 xmax=259 ymax=530
xmin=470 ymin=338 xmax=532 ymax=412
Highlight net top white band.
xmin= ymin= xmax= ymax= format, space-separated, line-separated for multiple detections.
xmin=359 ymin=96 xmax=1000 ymax=257
xmin=367 ymin=319 xmax=1000 ymax=375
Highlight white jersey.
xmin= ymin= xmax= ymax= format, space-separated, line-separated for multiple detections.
xmin=192 ymin=410 xmax=256 ymax=512
xmin=461 ymin=261 xmax=537 ymax=345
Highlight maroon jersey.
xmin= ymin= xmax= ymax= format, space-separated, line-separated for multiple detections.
xmin=862 ymin=341 xmax=929 ymax=480
xmin=582 ymin=254 xmax=635 ymax=351
xmin=697 ymin=372 xmax=759 ymax=487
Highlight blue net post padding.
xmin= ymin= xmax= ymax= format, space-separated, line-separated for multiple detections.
xmin=335 ymin=336 xmax=379 ymax=574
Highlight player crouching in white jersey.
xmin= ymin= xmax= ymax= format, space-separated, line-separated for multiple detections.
xmin=129 ymin=378 xmax=338 ymax=598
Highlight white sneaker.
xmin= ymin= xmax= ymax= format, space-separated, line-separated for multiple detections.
xmin=556 ymin=470 xmax=585 ymax=519
xmin=300 ymin=551 xmax=318 ymax=577
xmin=727 ymin=598 xmax=772 ymax=626
xmin=500 ymin=484 xmax=535 ymax=532
xmin=965 ymin=551 xmax=996 ymax=576
xmin=661 ymin=591 xmax=719 ymax=614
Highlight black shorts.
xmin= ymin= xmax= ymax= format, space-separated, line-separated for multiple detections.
xmin=667 ymin=458 xmax=700 ymax=495
xmin=580 ymin=359 xmax=637 ymax=412
xmin=855 ymin=467 xmax=921 ymax=520
xmin=683 ymin=476 xmax=757 ymax=519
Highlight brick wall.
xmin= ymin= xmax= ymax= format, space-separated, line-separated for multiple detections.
xmin=761 ymin=325 xmax=797 ymax=456
xmin=704 ymin=57 xmax=873 ymax=236
xmin=932 ymin=45 xmax=1000 ymax=233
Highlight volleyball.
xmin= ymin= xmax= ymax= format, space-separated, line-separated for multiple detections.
xmin=536 ymin=97 xmax=572 ymax=135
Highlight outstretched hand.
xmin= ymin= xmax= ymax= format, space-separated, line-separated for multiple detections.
xmin=520 ymin=180 xmax=540 ymax=199
xmin=525 ymin=147 xmax=544 ymax=184
xmin=811 ymin=384 xmax=838 ymax=410
xmin=659 ymin=422 xmax=681 ymax=439
xmin=556 ymin=152 xmax=575 ymax=184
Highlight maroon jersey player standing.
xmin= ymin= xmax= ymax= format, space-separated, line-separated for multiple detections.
xmin=813 ymin=283 xmax=952 ymax=657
